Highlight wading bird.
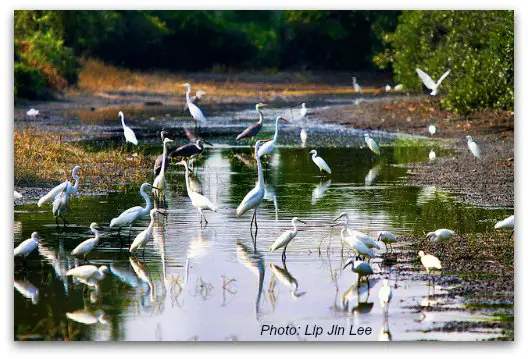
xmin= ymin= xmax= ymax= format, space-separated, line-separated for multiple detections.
xmin=300 ymin=103 xmax=307 ymax=119
xmin=344 ymin=258 xmax=374 ymax=284
xmin=71 ymin=223 xmax=101 ymax=261
xmin=426 ymin=228 xmax=454 ymax=256
xmin=169 ymin=139 xmax=212 ymax=161
xmin=66 ymin=265 xmax=108 ymax=287
xmin=270 ymin=263 xmax=306 ymax=299
xmin=309 ymin=150 xmax=331 ymax=176
xmin=130 ymin=208 xmax=160 ymax=256
xmin=183 ymin=83 xmax=207 ymax=123
xmin=377 ymin=231 xmax=397 ymax=252
xmin=153 ymin=131 xmax=170 ymax=176
xmin=257 ymin=116 xmax=288 ymax=158
xmin=340 ymin=228 xmax=375 ymax=261
xmin=269 ymin=217 xmax=306 ymax=261
xmin=27 ymin=108 xmax=39 ymax=116
xmin=418 ymin=250 xmax=442 ymax=280
xmin=353 ymin=77 xmax=362 ymax=93
xmin=495 ymin=215 xmax=514 ymax=238
xmin=38 ymin=165 xmax=81 ymax=207
xmin=364 ymin=133 xmax=381 ymax=156
xmin=466 ymin=135 xmax=481 ymax=159
xmin=236 ymin=103 xmax=268 ymax=141
xmin=300 ymin=128 xmax=308 ymax=147
xmin=14 ymin=232 xmax=40 ymax=258
xmin=334 ymin=212 xmax=380 ymax=250
xmin=429 ymin=150 xmax=436 ymax=161
xmin=153 ymin=137 xmax=174 ymax=201
xmin=118 ymin=111 xmax=138 ymax=145
xmin=416 ymin=68 xmax=450 ymax=96
xmin=183 ymin=90 xmax=206 ymax=113
xmin=52 ymin=187 xmax=71 ymax=226
xmin=236 ymin=140 xmax=269 ymax=231
xmin=109 ymin=183 xmax=158 ymax=234
xmin=177 ymin=159 xmax=217 ymax=226
xmin=379 ymin=279 xmax=393 ymax=316
xmin=394 ymin=84 xmax=403 ymax=91
xmin=428 ymin=125 xmax=437 ymax=135
xmin=385 ymin=85 xmax=391 ymax=92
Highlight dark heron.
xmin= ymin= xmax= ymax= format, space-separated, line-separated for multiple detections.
xmin=236 ymin=103 xmax=268 ymax=141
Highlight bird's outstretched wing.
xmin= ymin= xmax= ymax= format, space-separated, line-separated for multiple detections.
xmin=436 ymin=70 xmax=450 ymax=86
xmin=416 ymin=68 xmax=436 ymax=90
xmin=38 ymin=181 xmax=68 ymax=207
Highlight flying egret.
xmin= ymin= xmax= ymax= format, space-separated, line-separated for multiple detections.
xmin=66 ymin=265 xmax=108 ymax=287
xmin=257 ymin=116 xmax=288 ymax=158
xmin=416 ymin=68 xmax=450 ymax=96
xmin=236 ymin=140 xmax=269 ymax=231
xmin=27 ymin=108 xmax=39 ymax=116
xmin=300 ymin=103 xmax=307 ymax=119
xmin=109 ymin=183 xmax=158 ymax=233
xmin=300 ymin=128 xmax=308 ymax=147
xmin=183 ymin=83 xmax=207 ymax=123
xmin=340 ymin=228 xmax=375 ymax=261
xmin=177 ymin=159 xmax=217 ymax=226
xmin=428 ymin=125 xmax=437 ymax=135
xmin=269 ymin=217 xmax=307 ymax=261
xmin=38 ymin=165 xmax=81 ymax=207
xmin=71 ymin=223 xmax=101 ymax=261
xmin=352 ymin=77 xmax=362 ymax=92
xmin=130 ymin=208 xmax=160 ymax=256
xmin=309 ymin=150 xmax=331 ymax=176
xmin=169 ymin=139 xmax=212 ymax=161
xmin=466 ymin=135 xmax=481 ymax=159
xmin=334 ymin=212 xmax=380 ymax=250
xmin=153 ymin=137 xmax=174 ymax=200
xmin=429 ymin=150 xmax=436 ymax=161
xmin=153 ymin=131 xmax=171 ymax=176
xmin=118 ymin=111 xmax=138 ymax=145
xmin=418 ymin=250 xmax=442 ymax=279
xmin=364 ymin=133 xmax=381 ymax=155
xmin=495 ymin=215 xmax=514 ymax=238
xmin=14 ymin=232 xmax=40 ymax=258
xmin=236 ymin=103 xmax=268 ymax=141
xmin=344 ymin=258 xmax=374 ymax=284
xmin=378 ymin=279 xmax=393 ymax=315
xmin=377 ymin=231 xmax=397 ymax=252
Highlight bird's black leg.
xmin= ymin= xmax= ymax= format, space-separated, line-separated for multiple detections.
xmin=282 ymin=247 xmax=287 ymax=263
xmin=142 ymin=246 xmax=146 ymax=258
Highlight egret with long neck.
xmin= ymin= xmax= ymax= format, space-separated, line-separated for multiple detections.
xmin=71 ymin=223 xmax=101 ymax=261
xmin=257 ymin=116 xmax=288 ymax=158
xmin=109 ymin=183 xmax=158 ymax=233
xmin=183 ymin=83 xmax=207 ymax=123
xmin=153 ymin=137 xmax=174 ymax=201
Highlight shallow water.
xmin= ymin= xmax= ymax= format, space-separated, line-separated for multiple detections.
xmin=14 ymin=102 xmax=512 ymax=341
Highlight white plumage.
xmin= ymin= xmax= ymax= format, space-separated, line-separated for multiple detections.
xmin=428 ymin=125 xmax=437 ymax=135
xmin=257 ymin=116 xmax=288 ymax=158
xmin=418 ymin=251 xmax=442 ymax=275
xmin=466 ymin=135 xmax=481 ymax=159
xmin=309 ymin=150 xmax=331 ymax=175
xmin=119 ymin=111 xmax=138 ymax=145
xmin=334 ymin=212 xmax=380 ymax=250
xmin=14 ymin=190 xmax=22 ymax=199
xmin=300 ymin=103 xmax=307 ymax=118
xmin=426 ymin=228 xmax=455 ymax=244
xmin=109 ymin=182 xmax=155 ymax=230
xmin=364 ymin=133 xmax=381 ymax=155
xmin=416 ymin=68 xmax=450 ymax=96
xmin=183 ymin=83 xmax=207 ymax=123
xmin=394 ymin=84 xmax=403 ymax=91
xmin=66 ymin=265 xmax=108 ymax=284
xmin=352 ymin=77 xmax=362 ymax=92
xmin=379 ymin=279 xmax=393 ymax=311
xmin=38 ymin=165 xmax=81 ymax=207
xmin=66 ymin=310 xmax=107 ymax=325
xmin=14 ymin=232 xmax=40 ymax=257
xmin=495 ymin=215 xmax=514 ymax=230
xmin=429 ymin=150 xmax=436 ymax=161
xmin=152 ymin=137 xmax=174 ymax=199
xmin=300 ymin=128 xmax=308 ymax=147
xmin=269 ymin=217 xmax=306 ymax=260
xmin=130 ymin=209 xmax=158 ymax=253
xmin=377 ymin=231 xmax=397 ymax=252
xmin=27 ymin=108 xmax=39 ymax=116
xmin=340 ymin=228 xmax=375 ymax=260
xmin=71 ymin=223 xmax=100 ymax=259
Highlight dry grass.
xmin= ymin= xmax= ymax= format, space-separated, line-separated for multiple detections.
xmin=14 ymin=127 xmax=154 ymax=191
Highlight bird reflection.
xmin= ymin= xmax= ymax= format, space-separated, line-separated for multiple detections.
xmin=269 ymin=263 xmax=306 ymax=299
xmin=234 ymin=152 xmax=256 ymax=169
xmin=300 ymin=128 xmax=308 ymax=147
xmin=14 ymin=277 xmax=39 ymax=304
xmin=66 ymin=308 xmax=108 ymax=325
xmin=365 ymin=164 xmax=381 ymax=186
xmin=336 ymin=279 xmax=378 ymax=315
xmin=264 ymin=184 xmax=278 ymax=221
xmin=129 ymin=256 xmax=155 ymax=307
xmin=311 ymin=180 xmax=331 ymax=205
xmin=38 ymin=235 xmax=75 ymax=294
xmin=188 ymin=159 xmax=203 ymax=194
xmin=416 ymin=186 xmax=448 ymax=206
xmin=378 ymin=315 xmax=392 ymax=341
xmin=236 ymin=241 xmax=265 ymax=319
xmin=187 ymin=228 xmax=211 ymax=260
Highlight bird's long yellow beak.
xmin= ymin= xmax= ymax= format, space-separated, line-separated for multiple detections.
xmin=280 ymin=117 xmax=288 ymax=122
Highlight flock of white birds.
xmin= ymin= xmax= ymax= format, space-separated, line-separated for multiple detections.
xmin=15 ymin=70 xmax=514 ymax=317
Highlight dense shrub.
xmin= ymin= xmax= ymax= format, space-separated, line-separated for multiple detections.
xmin=14 ymin=62 xmax=47 ymax=99
xmin=374 ymin=10 xmax=514 ymax=113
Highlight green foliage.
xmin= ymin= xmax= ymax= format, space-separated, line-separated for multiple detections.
xmin=14 ymin=62 xmax=46 ymax=99
xmin=375 ymin=10 xmax=514 ymax=113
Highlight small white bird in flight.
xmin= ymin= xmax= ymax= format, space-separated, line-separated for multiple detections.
xmin=309 ymin=150 xmax=331 ymax=176
xmin=269 ymin=217 xmax=306 ymax=261
xmin=14 ymin=232 xmax=40 ymax=258
xmin=416 ymin=68 xmax=450 ymax=96
xmin=364 ymin=133 xmax=381 ymax=155
xmin=118 ymin=111 xmax=138 ymax=145
xmin=466 ymin=136 xmax=481 ymax=159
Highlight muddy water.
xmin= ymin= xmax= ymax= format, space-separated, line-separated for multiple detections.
xmin=14 ymin=102 xmax=512 ymax=341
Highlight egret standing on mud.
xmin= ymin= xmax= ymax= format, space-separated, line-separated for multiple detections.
xmin=269 ymin=217 xmax=307 ymax=261
xmin=109 ymin=182 xmax=158 ymax=234
xmin=426 ymin=228 xmax=454 ymax=256
xmin=257 ymin=116 xmax=288 ymax=158
xmin=236 ymin=140 xmax=269 ymax=231
xmin=71 ymin=223 xmax=101 ymax=261
xmin=309 ymin=150 xmax=331 ymax=176
xmin=236 ymin=103 xmax=268 ymax=142
xmin=153 ymin=137 xmax=174 ymax=201
xmin=416 ymin=68 xmax=450 ymax=96
xmin=364 ymin=133 xmax=381 ymax=155
xmin=378 ymin=231 xmax=397 ymax=252
xmin=183 ymin=83 xmax=207 ymax=124
xmin=14 ymin=232 xmax=40 ymax=258
xmin=418 ymin=250 xmax=442 ymax=279
xmin=466 ymin=136 xmax=481 ymax=159
xmin=118 ymin=111 xmax=138 ymax=145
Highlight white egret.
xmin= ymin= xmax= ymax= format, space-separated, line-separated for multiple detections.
xmin=183 ymin=89 xmax=206 ymax=112
xmin=377 ymin=231 xmax=397 ymax=252
xmin=14 ymin=232 xmax=40 ymax=258
xmin=428 ymin=125 xmax=437 ymax=135
xmin=300 ymin=103 xmax=307 ymax=119
xmin=236 ymin=103 xmax=268 ymax=141
xmin=343 ymin=258 xmax=374 ymax=283
xmin=393 ymin=84 xmax=403 ymax=91
xmin=269 ymin=217 xmax=307 ymax=261
xmin=340 ymin=228 xmax=375 ymax=261
xmin=385 ymin=85 xmax=391 ymax=92
xmin=429 ymin=150 xmax=436 ymax=161
xmin=309 ymin=149 xmax=331 ymax=176
xmin=378 ymin=279 xmax=393 ymax=315
xmin=426 ymin=228 xmax=454 ymax=244
xmin=183 ymin=83 xmax=207 ymax=123
xmin=334 ymin=212 xmax=380 ymax=250
xmin=495 ymin=215 xmax=514 ymax=238
xmin=466 ymin=135 xmax=481 ymax=159
xmin=153 ymin=130 xmax=171 ymax=176
xmin=416 ymin=68 xmax=450 ymax=96
xmin=52 ymin=188 xmax=70 ymax=226
xmin=257 ymin=116 xmax=288 ymax=158
xmin=130 ymin=208 xmax=159 ymax=256
xmin=38 ymin=165 xmax=81 ymax=207
xmin=153 ymin=137 xmax=174 ymax=200
xmin=236 ymin=140 xmax=269 ymax=230
xmin=352 ymin=77 xmax=362 ymax=92
xmin=109 ymin=182 xmax=158 ymax=232
xmin=177 ymin=159 xmax=217 ymax=226
xmin=66 ymin=265 xmax=108 ymax=287
xmin=71 ymin=223 xmax=101 ymax=261
xmin=300 ymin=128 xmax=308 ymax=147
xmin=118 ymin=111 xmax=138 ymax=145
xmin=418 ymin=250 xmax=442 ymax=278
xmin=27 ymin=108 xmax=39 ymax=116
xmin=364 ymin=133 xmax=381 ymax=155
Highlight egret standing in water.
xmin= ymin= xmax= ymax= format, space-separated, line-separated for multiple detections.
xmin=377 ymin=231 xmax=397 ymax=252
xmin=344 ymin=258 xmax=374 ymax=284
xmin=183 ymin=89 xmax=206 ymax=113
xmin=66 ymin=265 xmax=108 ymax=287
xmin=364 ymin=133 xmax=381 ymax=156
xmin=52 ymin=187 xmax=70 ymax=226
xmin=466 ymin=135 xmax=481 ymax=159
xmin=14 ymin=232 xmax=40 ymax=258
xmin=236 ymin=140 xmax=269 ymax=231
xmin=428 ymin=125 xmax=437 ymax=135
xmin=300 ymin=103 xmax=307 ymax=119
xmin=495 ymin=215 xmax=514 ymax=238
xmin=379 ymin=279 xmax=393 ymax=316
xmin=153 ymin=131 xmax=170 ymax=176
xmin=71 ymin=223 xmax=101 ymax=261
xmin=236 ymin=103 xmax=268 ymax=142
xmin=177 ymin=159 xmax=217 ymax=226
xmin=169 ymin=139 xmax=212 ymax=161
xmin=38 ymin=165 xmax=81 ymax=207
xmin=353 ymin=77 xmax=362 ymax=93
xmin=334 ymin=212 xmax=380 ymax=250
xmin=340 ymin=228 xmax=375 ymax=261
xmin=118 ymin=111 xmax=138 ymax=146
xmin=109 ymin=182 xmax=158 ymax=234
xmin=269 ymin=217 xmax=307 ymax=261
xmin=418 ymin=250 xmax=442 ymax=280
xmin=130 ymin=208 xmax=160 ymax=256
xmin=309 ymin=150 xmax=331 ymax=177
xmin=416 ymin=68 xmax=450 ymax=96
xmin=183 ymin=83 xmax=207 ymax=124
xmin=257 ymin=116 xmax=288 ymax=158
xmin=153 ymin=137 xmax=174 ymax=201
